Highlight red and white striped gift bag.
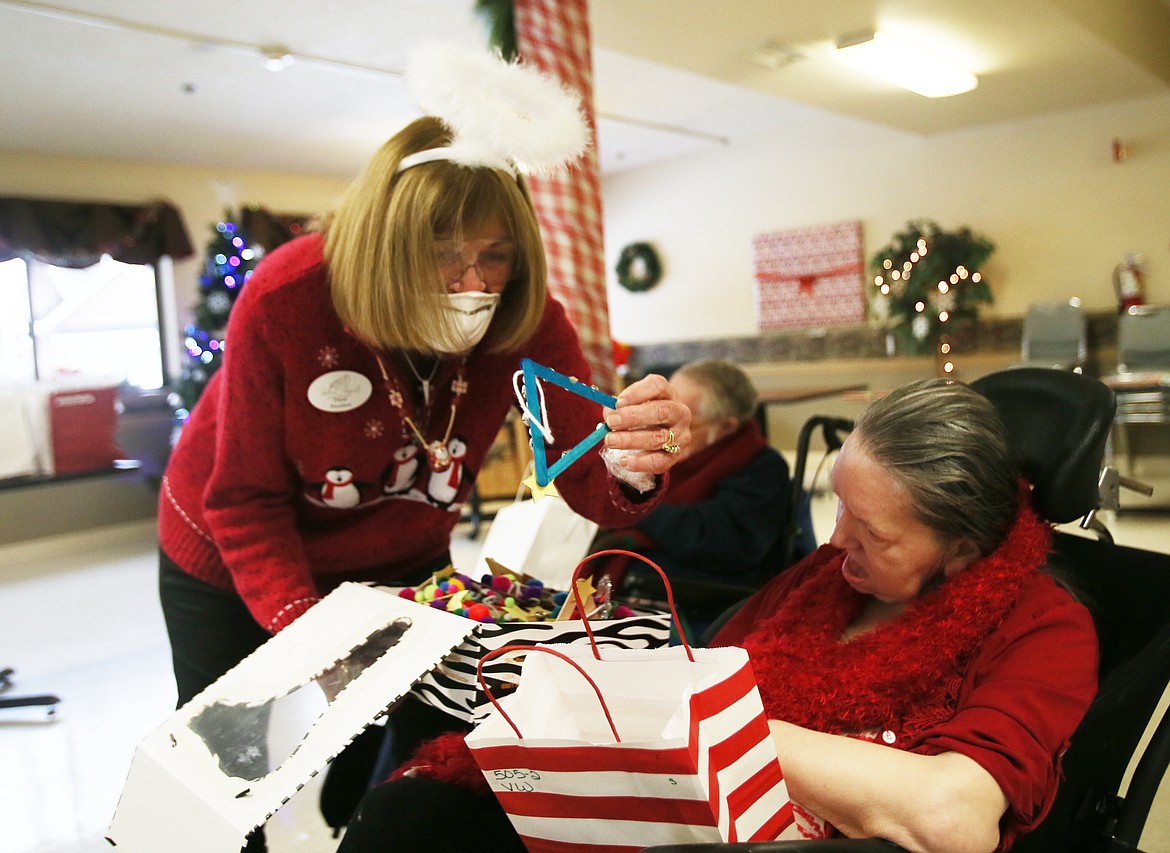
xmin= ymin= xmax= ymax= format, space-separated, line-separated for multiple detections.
xmin=466 ymin=643 xmax=793 ymax=852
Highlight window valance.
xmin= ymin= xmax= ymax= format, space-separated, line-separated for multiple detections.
xmin=239 ymin=204 xmax=315 ymax=252
xmin=0 ymin=196 xmax=194 ymax=268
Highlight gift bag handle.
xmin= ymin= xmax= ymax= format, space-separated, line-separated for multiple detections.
xmin=477 ymin=644 xmax=622 ymax=742
xmin=569 ymin=549 xmax=694 ymax=662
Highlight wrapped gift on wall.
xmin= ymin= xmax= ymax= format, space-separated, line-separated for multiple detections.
xmin=47 ymin=382 xmax=124 ymax=475
xmin=753 ymin=219 xmax=865 ymax=331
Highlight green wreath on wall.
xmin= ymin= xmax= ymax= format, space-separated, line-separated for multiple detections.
xmin=615 ymin=242 xmax=663 ymax=292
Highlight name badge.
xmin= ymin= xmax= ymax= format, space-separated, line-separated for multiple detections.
xmin=308 ymin=370 xmax=372 ymax=413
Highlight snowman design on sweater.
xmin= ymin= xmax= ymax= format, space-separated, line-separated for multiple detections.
xmin=319 ymin=468 xmax=362 ymax=508
xmin=423 ymin=435 xmax=469 ymax=509
xmin=306 ymin=434 xmax=470 ymax=512
xmin=382 ymin=444 xmax=422 ymax=496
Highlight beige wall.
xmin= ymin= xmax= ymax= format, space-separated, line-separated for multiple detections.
xmin=3 ymin=93 xmax=1169 ymax=534
xmin=3 ymin=90 xmax=1169 ymax=358
xmin=0 ymin=148 xmax=351 ymax=367
xmin=602 ymin=92 xmax=1170 ymax=345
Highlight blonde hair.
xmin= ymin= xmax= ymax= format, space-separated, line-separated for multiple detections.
xmin=324 ymin=116 xmax=547 ymax=354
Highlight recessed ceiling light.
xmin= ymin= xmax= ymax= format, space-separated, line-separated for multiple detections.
xmin=746 ymin=40 xmax=804 ymax=70
xmin=834 ymin=30 xmax=977 ymax=98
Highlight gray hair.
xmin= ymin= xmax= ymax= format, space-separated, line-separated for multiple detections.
xmin=672 ymin=359 xmax=759 ymax=422
xmin=852 ymin=378 xmax=1020 ymax=555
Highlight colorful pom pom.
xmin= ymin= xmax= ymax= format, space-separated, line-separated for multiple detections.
xmin=466 ymin=603 xmax=492 ymax=622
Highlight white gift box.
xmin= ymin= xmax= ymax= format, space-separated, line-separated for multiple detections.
xmin=0 ymin=385 xmax=52 ymax=478
xmin=106 ymin=583 xmax=476 ymax=853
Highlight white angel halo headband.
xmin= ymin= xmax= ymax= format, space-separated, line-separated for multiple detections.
xmin=398 ymin=143 xmax=513 ymax=175
xmin=395 ymin=42 xmax=590 ymax=177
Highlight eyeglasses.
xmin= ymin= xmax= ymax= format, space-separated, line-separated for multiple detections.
xmin=434 ymin=238 xmax=517 ymax=288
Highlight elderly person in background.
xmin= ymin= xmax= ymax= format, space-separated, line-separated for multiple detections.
xmin=590 ymin=359 xmax=792 ymax=628
xmin=714 ymin=378 xmax=1098 ymax=850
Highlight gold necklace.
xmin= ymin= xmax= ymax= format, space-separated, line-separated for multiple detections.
xmin=373 ymin=353 xmax=468 ymax=472
xmin=402 ymin=352 xmax=441 ymax=407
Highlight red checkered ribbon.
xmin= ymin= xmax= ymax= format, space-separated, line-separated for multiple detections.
xmin=514 ymin=0 xmax=615 ymax=393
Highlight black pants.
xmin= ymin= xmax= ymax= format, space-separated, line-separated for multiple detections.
xmin=158 ymin=550 xmax=271 ymax=707
xmin=158 ymin=549 xmax=452 ymax=704
xmin=159 ymin=551 xmax=271 ymax=851
xmin=337 ymin=776 xmax=525 ymax=853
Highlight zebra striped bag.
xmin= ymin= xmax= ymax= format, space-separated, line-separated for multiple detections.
xmin=410 ymin=606 xmax=670 ymax=722
xmin=410 ymin=549 xmax=673 ymax=722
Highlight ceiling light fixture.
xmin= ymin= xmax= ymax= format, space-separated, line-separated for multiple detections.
xmin=746 ymin=40 xmax=804 ymax=70
xmin=261 ymin=45 xmax=293 ymax=72
xmin=834 ymin=30 xmax=977 ymax=98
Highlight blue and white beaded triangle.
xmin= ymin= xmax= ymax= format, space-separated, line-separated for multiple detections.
xmin=517 ymin=358 xmax=617 ymax=492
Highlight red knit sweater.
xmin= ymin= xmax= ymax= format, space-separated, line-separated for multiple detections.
xmin=159 ymin=234 xmax=659 ymax=633
xmin=394 ymin=507 xmax=1096 ymax=850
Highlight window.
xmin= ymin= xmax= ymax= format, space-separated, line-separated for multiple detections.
xmin=0 ymin=254 xmax=166 ymax=389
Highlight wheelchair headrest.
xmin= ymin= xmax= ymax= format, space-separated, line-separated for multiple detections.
xmin=970 ymin=368 xmax=1116 ymax=524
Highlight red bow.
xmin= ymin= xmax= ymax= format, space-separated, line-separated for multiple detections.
xmin=758 ymin=262 xmax=864 ymax=294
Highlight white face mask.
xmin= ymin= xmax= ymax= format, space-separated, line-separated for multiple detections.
xmin=425 ymin=291 xmax=501 ymax=353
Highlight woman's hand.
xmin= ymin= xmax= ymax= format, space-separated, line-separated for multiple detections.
xmin=601 ymin=373 xmax=692 ymax=475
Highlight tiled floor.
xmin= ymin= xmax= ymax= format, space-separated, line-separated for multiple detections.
xmin=0 ymin=518 xmax=487 ymax=853
xmin=2 ymin=493 xmax=1169 ymax=853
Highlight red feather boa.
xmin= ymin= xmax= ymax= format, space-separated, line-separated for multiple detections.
xmin=742 ymin=495 xmax=1052 ymax=738
xmin=390 ymin=730 xmax=490 ymax=794
xmin=396 ymin=493 xmax=1053 ymax=793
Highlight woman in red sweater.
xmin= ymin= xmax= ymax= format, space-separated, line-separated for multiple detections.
xmin=338 ymin=379 xmax=1096 ymax=853
xmin=714 ymin=379 xmax=1097 ymax=850
xmin=157 ymin=46 xmax=690 ymax=711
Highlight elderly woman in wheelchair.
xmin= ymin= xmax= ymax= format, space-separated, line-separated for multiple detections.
xmin=339 ymin=377 xmax=1098 ymax=853
xmin=708 ymin=378 xmax=1096 ymax=852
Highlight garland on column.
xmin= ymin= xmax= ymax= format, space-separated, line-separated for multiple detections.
xmin=475 ymin=0 xmax=517 ymax=58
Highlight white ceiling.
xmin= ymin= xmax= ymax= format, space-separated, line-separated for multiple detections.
xmin=1 ymin=0 xmax=1168 ymax=179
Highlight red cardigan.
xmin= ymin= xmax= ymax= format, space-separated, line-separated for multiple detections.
xmin=159 ymin=234 xmax=659 ymax=633
xmin=715 ymin=549 xmax=1098 ymax=849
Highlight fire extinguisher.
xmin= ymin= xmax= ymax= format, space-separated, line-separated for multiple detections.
xmin=1113 ymin=253 xmax=1146 ymax=312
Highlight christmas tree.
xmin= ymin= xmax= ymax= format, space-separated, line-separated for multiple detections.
xmin=176 ymin=219 xmax=261 ymax=414
xmin=867 ymin=219 xmax=995 ymax=356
